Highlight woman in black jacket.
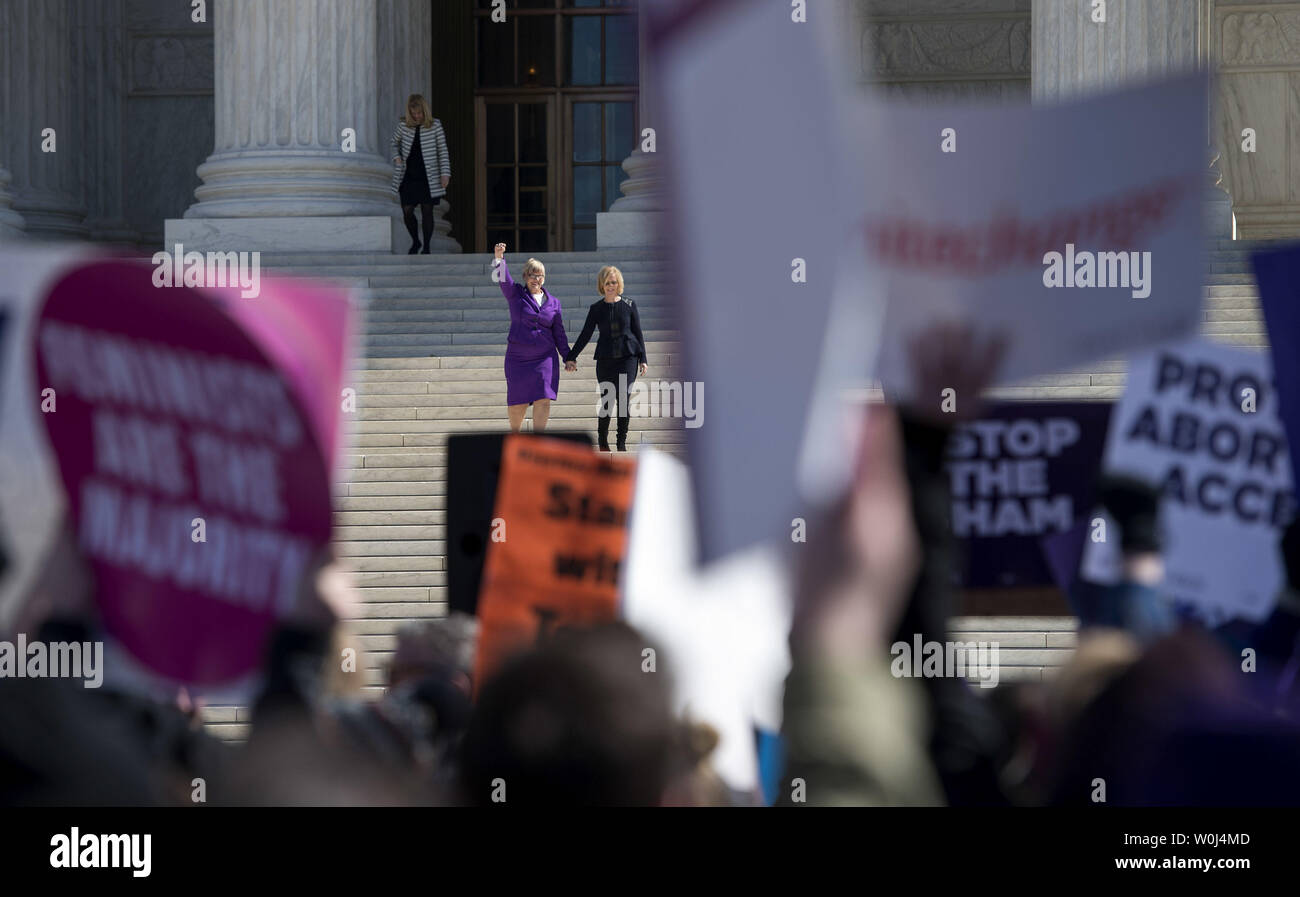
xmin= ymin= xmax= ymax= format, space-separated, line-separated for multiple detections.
xmin=564 ymin=266 xmax=647 ymax=451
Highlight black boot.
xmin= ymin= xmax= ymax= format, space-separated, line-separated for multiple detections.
xmin=616 ymin=415 xmax=630 ymax=452
xmin=420 ymin=203 xmax=434 ymax=254
xmin=597 ymin=415 xmax=611 ymax=452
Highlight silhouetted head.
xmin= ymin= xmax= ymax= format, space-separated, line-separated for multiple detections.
xmin=457 ymin=623 xmax=674 ymax=806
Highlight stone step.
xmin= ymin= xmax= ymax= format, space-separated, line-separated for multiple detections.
xmin=353 ymin=356 xmax=679 ymax=376
xmin=260 ymin=249 xmax=669 ymax=265
xmin=352 ymin=374 xmax=682 ymax=395
xmin=363 ymin=320 xmax=678 ymax=336
xmin=344 ymin=554 xmax=446 ymax=571
xmin=350 ymin=402 xmax=695 ymax=421
xmin=363 ymin=294 xmax=674 ymax=310
xmin=353 ymin=417 xmax=687 ymax=433
xmin=366 ymin=285 xmax=669 ymax=300
xmin=351 ymin=570 xmax=446 ymax=587
xmin=363 ymin=344 xmax=680 ymax=358
xmin=267 ymin=261 xmax=671 ymax=278
xmin=366 ymin=274 xmax=671 ymax=289
xmin=364 ymin=309 xmax=678 ymax=325
xmin=353 ymin=346 xmax=678 ymax=369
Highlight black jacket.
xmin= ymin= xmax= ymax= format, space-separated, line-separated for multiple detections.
xmin=564 ymin=297 xmax=646 ymax=364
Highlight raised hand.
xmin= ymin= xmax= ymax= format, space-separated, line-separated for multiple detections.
xmin=494 ymin=243 xmax=506 ymax=261
xmin=905 ymin=321 xmax=1007 ymax=424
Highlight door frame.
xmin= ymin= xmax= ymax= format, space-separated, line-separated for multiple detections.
xmin=474 ymin=94 xmax=559 ymax=254
xmin=561 ymin=91 xmax=639 ymax=251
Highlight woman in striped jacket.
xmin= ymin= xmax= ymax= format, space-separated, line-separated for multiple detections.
xmin=391 ymin=94 xmax=451 ymax=254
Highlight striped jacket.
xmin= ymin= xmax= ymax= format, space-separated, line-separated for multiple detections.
xmin=390 ymin=119 xmax=451 ymax=198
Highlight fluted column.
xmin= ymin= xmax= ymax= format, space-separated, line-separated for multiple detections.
xmin=0 ymin=1 xmax=25 ymax=237
xmin=597 ymin=2 xmax=663 ymax=248
xmin=169 ymin=0 xmax=396 ymax=251
xmin=1032 ymin=0 xmax=1207 ymax=101
xmin=80 ymin=0 xmax=136 ymax=244
xmin=1033 ymin=0 xmax=1228 ymax=238
xmin=377 ymin=0 xmax=459 ymax=252
xmin=3 ymin=0 xmax=87 ymax=238
xmin=0 ymin=166 xmax=23 ymax=238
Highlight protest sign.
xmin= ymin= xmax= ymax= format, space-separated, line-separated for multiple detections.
xmin=947 ymin=403 xmax=1111 ymax=588
xmin=622 ymin=447 xmax=791 ymax=795
xmin=474 ymin=435 xmax=635 ymax=686
xmin=15 ymin=251 xmax=352 ymax=698
xmin=650 ymin=0 xmax=877 ymax=563
xmin=0 ymin=247 xmax=80 ymax=636
xmin=1251 ymin=245 xmax=1300 ymax=489
xmin=850 ymin=73 xmax=1208 ymax=401
xmin=1081 ymin=339 xmax=1295 ymax=624
xmin=445 ymin=431 xmax=592 ymax=616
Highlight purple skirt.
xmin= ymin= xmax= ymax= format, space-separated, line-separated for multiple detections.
xmin=504 ymin=346 xmax=559 ymax=405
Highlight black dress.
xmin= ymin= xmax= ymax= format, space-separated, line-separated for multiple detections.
xmin=399 ymin=126 xmax=433 ymax=205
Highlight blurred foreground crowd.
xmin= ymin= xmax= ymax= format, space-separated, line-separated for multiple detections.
xmin=3 ymin=338 xmax=1300 ymax=807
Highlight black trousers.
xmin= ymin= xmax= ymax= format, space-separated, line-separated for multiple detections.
xmin=596 ymin=356 xmax=639 ymax=449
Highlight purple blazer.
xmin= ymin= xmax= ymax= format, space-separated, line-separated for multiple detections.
xmin=496 ymin=259 xmax=571 ymax=360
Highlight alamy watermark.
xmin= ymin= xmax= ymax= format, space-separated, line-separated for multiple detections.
xmin=890 ymin=635 xmax=1000 ymax=688
xmin=152 ymin=242 xmax=261 ymax=299
xmin=1042 ymin=243 xmax=1151 ymax=299
xmin=598 ymin=374 xmax=703 ymax=429
xmin=0 ymin=633 xmax=104 ymax=688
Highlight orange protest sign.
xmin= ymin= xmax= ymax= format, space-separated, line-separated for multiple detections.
xmin=474 ymin=435 xmax=637 ymax=687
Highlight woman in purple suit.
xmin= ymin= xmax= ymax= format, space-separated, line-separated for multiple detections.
xmin=493 ymin=242 xmax=571 ymax=432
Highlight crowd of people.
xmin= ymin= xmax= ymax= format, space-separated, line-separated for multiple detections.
xmin=3 ymin=327 xmax=1298 ymax=808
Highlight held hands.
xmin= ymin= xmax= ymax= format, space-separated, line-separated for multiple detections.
xmin=494 ymin=243 xmax=506 ymax=261
xmin=565 ymin=360 xmax=577 ymax=373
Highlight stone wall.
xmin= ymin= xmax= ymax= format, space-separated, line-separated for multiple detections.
xmin=845 ymin=0 xmax=1032 ymax=103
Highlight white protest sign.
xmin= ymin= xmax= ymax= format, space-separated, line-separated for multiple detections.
xmin=622 ymin=447 xmax=792 ymax=794
xmin=847 ymin=73 xmax=1208 ymax=400
xmin=651 ymin=0 xmax=880 ymax=563
xmin=1081 ymin=339 xmax=1295 ymax=625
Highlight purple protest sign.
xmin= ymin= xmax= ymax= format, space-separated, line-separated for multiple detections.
xmin=32 ymin=258 xmax=349 ymax=692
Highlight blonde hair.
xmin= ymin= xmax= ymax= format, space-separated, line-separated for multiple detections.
xmin=402 ymin=94 xmax=433 ymax=128
xmin=596 ymin=265 xmax=624 ymax=296
xmin=522 ymin=258 xmax=545 ymax=281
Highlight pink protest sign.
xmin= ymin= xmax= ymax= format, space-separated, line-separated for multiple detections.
xmin=32 ymin=258 xmax=350 ymax=691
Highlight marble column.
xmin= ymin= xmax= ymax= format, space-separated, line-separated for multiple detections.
xmin=0 ymin=166 xmax=24 ymax=238
xmin=0 ymin=1 xmax=24 ymax=237
xmin=1212 ymin=0 xmax=1300 ymax=240
xmin=168 ymin=0 xmax=397 ymax=252
xmin=80 ymin=0 xmax=136 ymax=245
xmin=377 ymin=0 xmax=459 ymax=252
xmin=598 ymin=3 xmax=664 ymax=249
xmin=3 ymin=0 xmax=88 ymax=238
xmin=1032 ymin=0 xmax=1230 ymax=239
xmin=1032 ymin=0 xmax=1208 ymax=100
